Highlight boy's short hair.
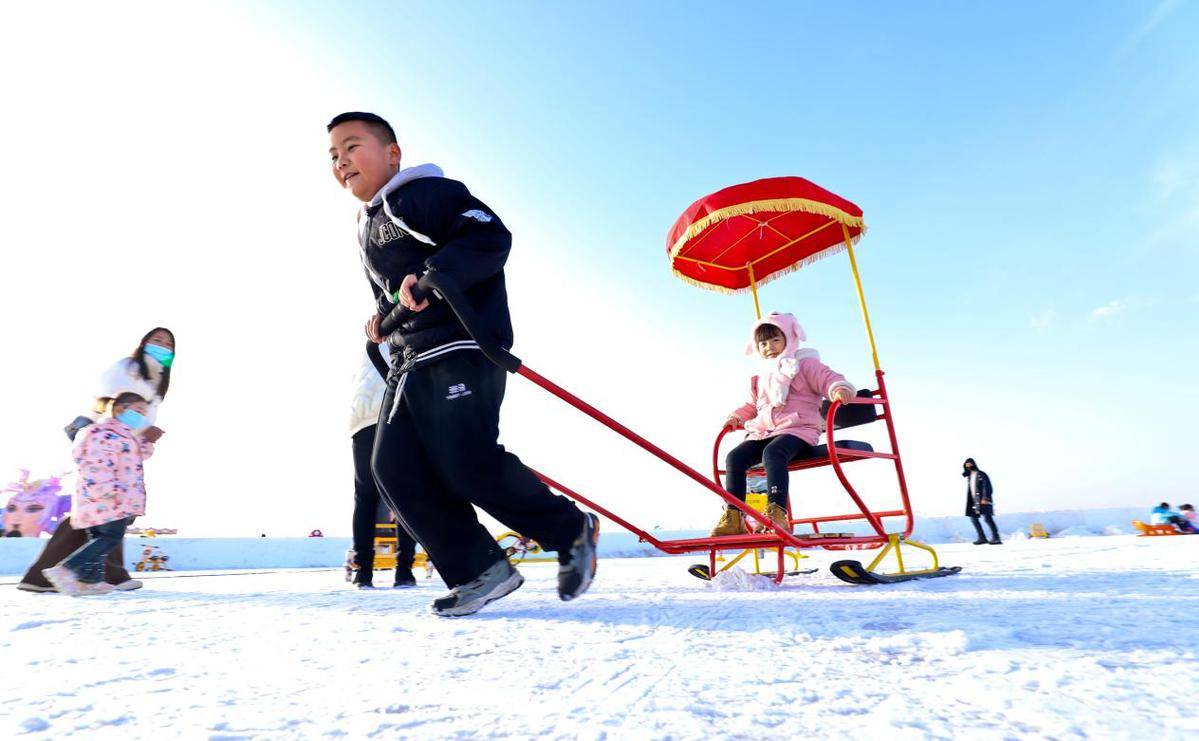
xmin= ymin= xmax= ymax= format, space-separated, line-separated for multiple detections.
xmin=753 ymin=323 xmax=785 ymax=344
xmin=113 ymin=392 xmax=148 ymax=408
xmin=326 ymin=111 xmax=397 ymax=145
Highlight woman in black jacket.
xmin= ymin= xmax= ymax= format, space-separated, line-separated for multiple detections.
xmin=963 ymin=458 xmax=1001 ymax=545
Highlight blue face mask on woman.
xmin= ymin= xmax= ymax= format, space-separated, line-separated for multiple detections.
xmin=144 ymin=343 xmax=174 ymax=368
xmin=116 ymin=409 xmax=148 ymax=430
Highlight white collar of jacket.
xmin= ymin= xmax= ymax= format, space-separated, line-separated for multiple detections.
xmin=367 ymin=163 xmax=445 ymax=209
xmin=364 ymin=164 xmax=444 ymax=247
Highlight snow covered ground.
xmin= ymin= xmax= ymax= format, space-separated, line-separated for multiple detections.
xmin=2 ymin=534 xmax=1197 ymax=739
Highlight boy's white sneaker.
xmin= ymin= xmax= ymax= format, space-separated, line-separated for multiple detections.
xmin=430 ymin=560 xmax=524 ymax=617
xmin=112 ymin=579 xmax=143 ymax=591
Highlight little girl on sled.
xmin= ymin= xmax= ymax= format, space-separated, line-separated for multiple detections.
xmin=711 ymin=313 xmax=855 ymax=536
xmin=43 ymin=392 xmax=155 ymax=596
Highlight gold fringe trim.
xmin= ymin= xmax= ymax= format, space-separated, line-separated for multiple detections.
xmin=671 ymin=229 xmax=866 ymax=295
xmin=669 ymin=198 xmax=865 ymax=259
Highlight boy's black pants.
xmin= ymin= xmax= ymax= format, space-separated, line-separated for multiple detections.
xmin=352 ymin=425 xmax=416 ymax=577
xmin=371 ymin=350 xmax=584 ymax=588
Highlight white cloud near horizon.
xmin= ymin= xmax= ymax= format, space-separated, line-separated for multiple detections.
xmin=1091 ymin=299 xmax=1125 ymax=319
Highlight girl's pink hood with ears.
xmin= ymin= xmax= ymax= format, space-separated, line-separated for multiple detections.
xmin=746 ymin=312 xmax=807 ymax=356
xmin=730 ymin=312 xmax=855 ymax=445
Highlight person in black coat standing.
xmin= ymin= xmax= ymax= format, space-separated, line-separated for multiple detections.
xmin=963 ymin=458 xmax=1001 ymax=545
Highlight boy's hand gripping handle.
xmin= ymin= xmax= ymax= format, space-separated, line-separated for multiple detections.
xmin=377 ymin=282 xmax=433 ymax=337
xmin=378 ymin=273 xmax=523 ymax=374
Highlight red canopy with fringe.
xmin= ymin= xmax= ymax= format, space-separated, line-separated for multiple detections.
xmin=667 ymin=176 xmax=866 ymax=294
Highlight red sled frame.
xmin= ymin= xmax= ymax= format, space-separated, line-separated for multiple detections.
xmin=386 ymin=252 xmax=948 ymax=584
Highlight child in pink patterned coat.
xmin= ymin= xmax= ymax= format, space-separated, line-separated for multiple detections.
xmin=711 ymin=313 xmax=855 ymax=537
xmin=43 ymin=392 xmax=155 ymax=596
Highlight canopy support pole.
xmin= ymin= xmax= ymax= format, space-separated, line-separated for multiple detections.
xmin=841 ymin=223 xmax=880 ymax=371
xmin=746 ymin=262 xmax=762 ymax=319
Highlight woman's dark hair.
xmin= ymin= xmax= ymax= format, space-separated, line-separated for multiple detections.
xmin=753 ymin=323 xmax=785 ymax=344
xmin=130 ymin=327 xmax=175 ymax=400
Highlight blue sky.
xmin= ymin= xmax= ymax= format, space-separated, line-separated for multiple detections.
xmin=290 ymin=0 xmax=1199 ymax=372
xmin=293 ymin=1 xmax=1199 ymax=506
xmin=1 ymin=1 xmax=1196 ymax=535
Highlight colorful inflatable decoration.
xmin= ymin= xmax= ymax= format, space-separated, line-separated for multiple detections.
xmin=3 ymin=470 xmax=70 ymax=537
xmin=135 ymin=544 xmax=172 ymax=571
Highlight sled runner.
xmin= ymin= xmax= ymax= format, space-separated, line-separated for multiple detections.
xmin=831 ymin=560 xmax=962 ymax=585
xmin=687 ymin=563 xmax=818 ymax=581
xmin=379 ymin=176 xmax=958 ymax=585
xmin=828 ymin=534 xmax=962 ymax=584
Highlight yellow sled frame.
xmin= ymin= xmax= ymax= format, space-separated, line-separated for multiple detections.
xmin=710 ymin=492 xmax=806 ymax=577
xmin=858 ymin=534 xmax=940 ymax=578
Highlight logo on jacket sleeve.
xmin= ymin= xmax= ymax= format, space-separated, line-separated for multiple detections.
xmin=446 ymin=383 xmax=473 ymax=400
xmin=461 ymin=209 xmax=493 ymax=223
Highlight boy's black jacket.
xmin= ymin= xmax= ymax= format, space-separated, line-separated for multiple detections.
xmin=358 ymin=173 xmax=514 ymax=363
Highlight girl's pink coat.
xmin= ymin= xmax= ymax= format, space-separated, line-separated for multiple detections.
xmin=730 ymin=313 xmax=855 ymax=446
xmin=71 ymin=419 xmax=154 ymax=528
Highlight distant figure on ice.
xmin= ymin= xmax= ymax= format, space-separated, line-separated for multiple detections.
xmin=711 ymin=312 xmax=855 ymax=536
xmin=1150 ymin=502 xmax=1195 ymax=534
xmin=327 ymin=111 xmax=597 ymax=616
xmin=348 ymin=343 xmax=417 ymax=589
xmin=43 ymin=392 xmax=156 ymax=596
xmin=18 ymin=327 xmax=176 ymax=593
xmin=963 ymin=458 xmax=1001 ymax=545
xmin=1180 ymin=504 xmax=1198 ymax=531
